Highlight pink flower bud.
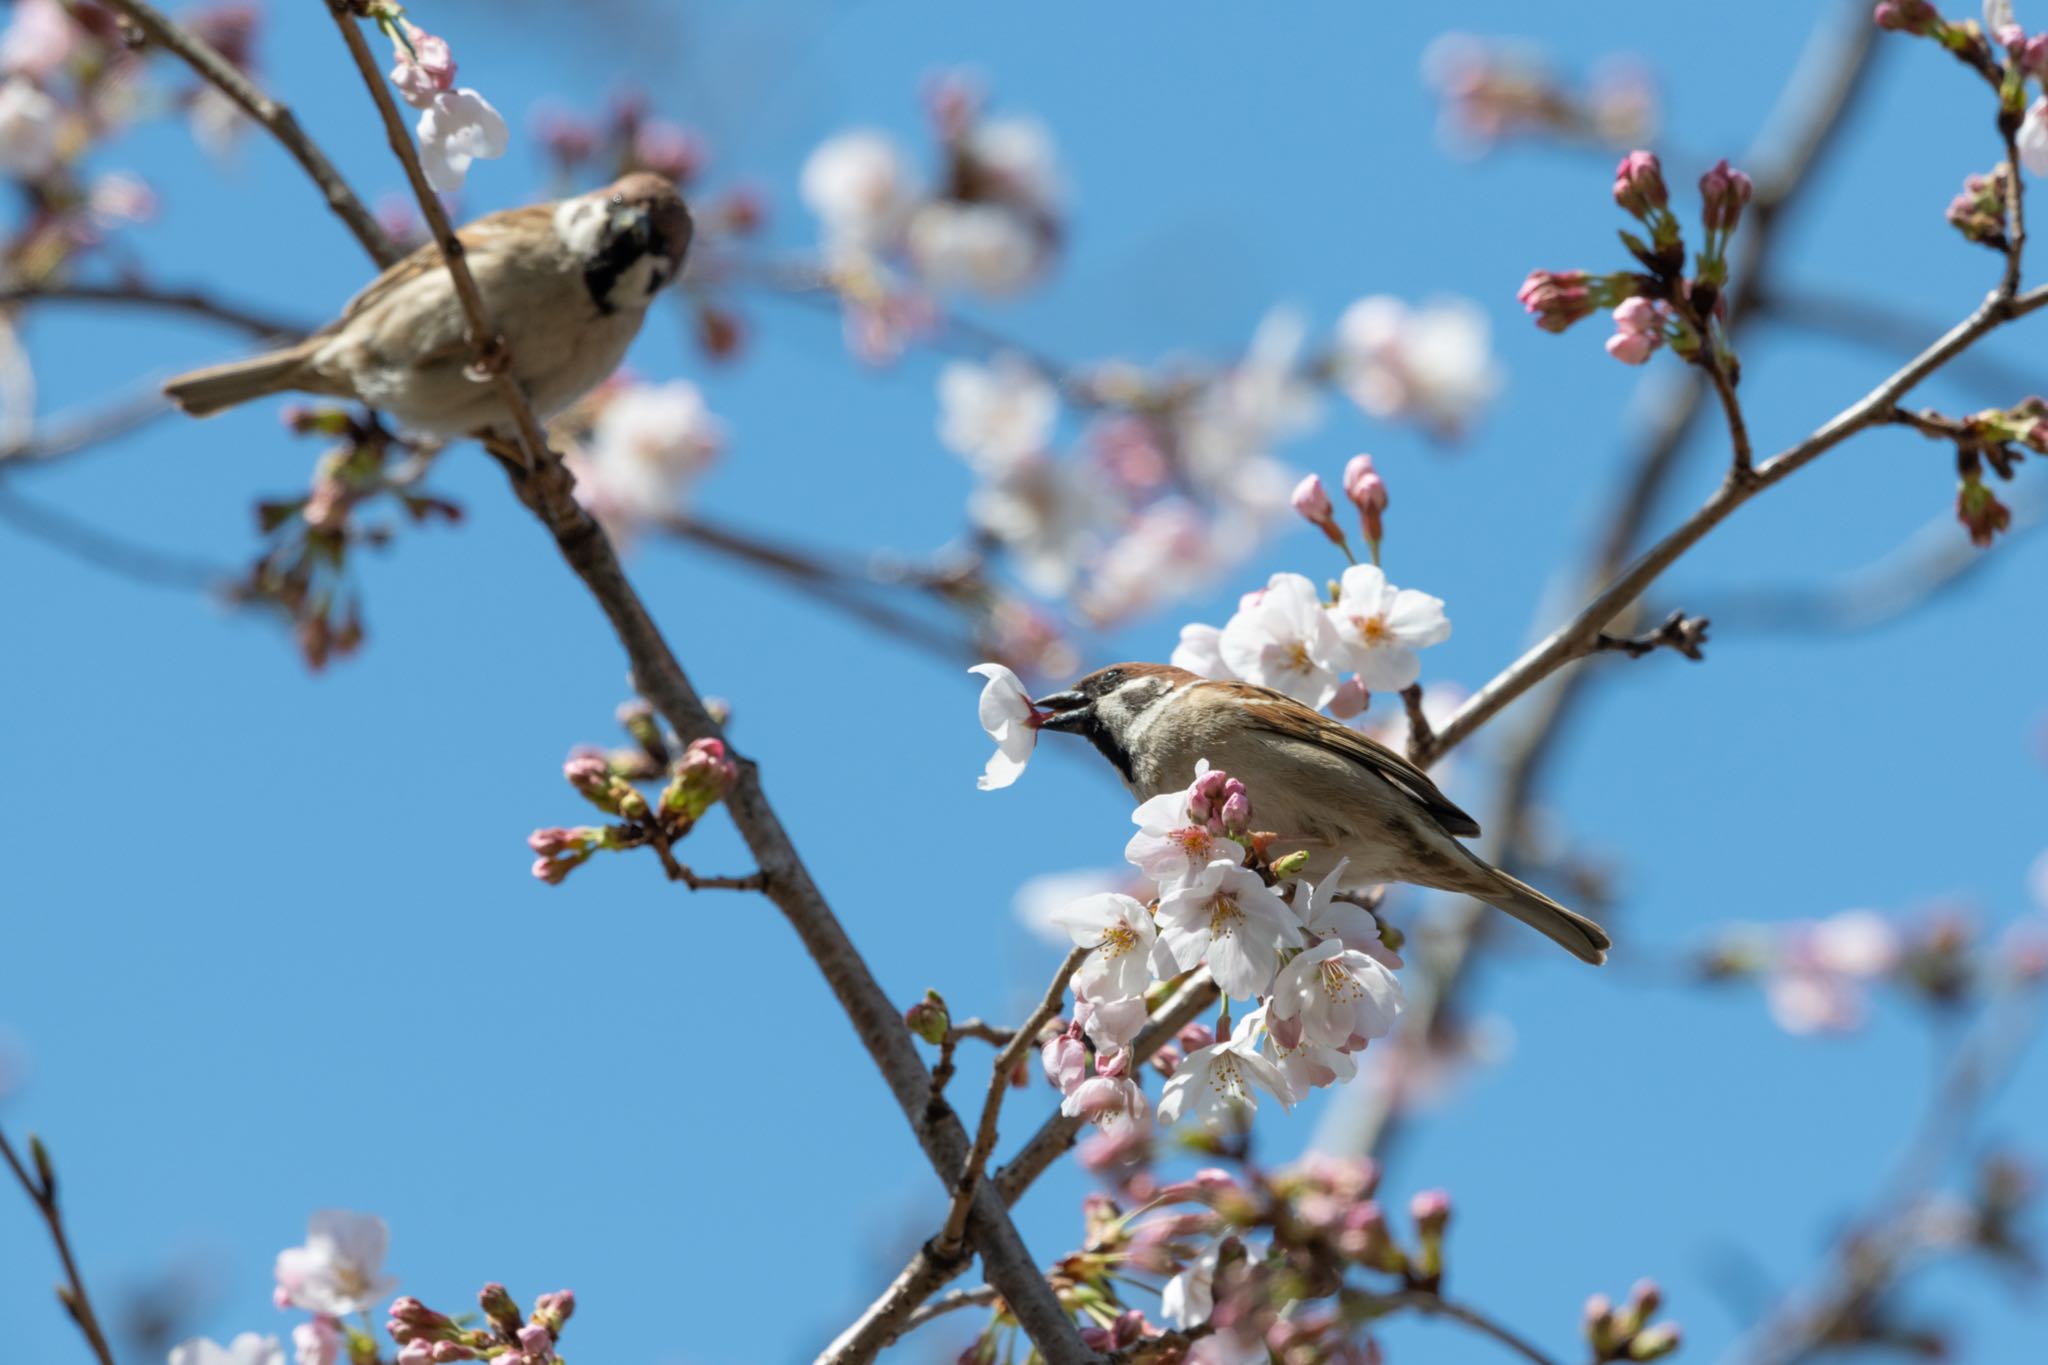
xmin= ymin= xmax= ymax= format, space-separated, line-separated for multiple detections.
xmin=1219 ymin=790 xmax=1251 ymax=837
xmin=1041 ymin=1031 xmax=1088 ymax=1093
xmin=1873 ymin=1 xmax=1942 ymax=34
xmin=1327 ymin=675 xmax=1370 ymax=719
xmin=531 ymin=856 xmax=572 ymax=885
xmin=1516 ymin=269 xmax=1596 ymax=332
xmin=429 ymin=1346 xmax=476 ymax=1364
xmin=397 ymin=1345 xmax=434 ymax=1365
xmin=1612 ymin=150 xmax=1668 ymax=217
xmin=1698 ymin=158 xmax=1754 ymax=234
xmin=533 ymin=1290 xmax=576 ymax=1331
xmin=904 ymin=990 xmax=950 ymax=1045
xmin=1342 ymin=453 xmax=1388 ymax=545
xmin=1290 ymin=473 xmax=1347 ymax=548
xmin=663 ymin=737 xmax=738 ymax=820
xmin=389 ymin=23 xmax=456 ymax=109
xmin=527 ymin=827 xmax=581 ymax=856
xmin=1176 ymin=1022 xmax=1215 ymax=1053
xmin=563 ymin=755 xmax=611 ymax=792
xmin=634 ymin=120 xmax=705 ymax=184
xmin=1409 ymin=1187 xmax=1452 ymax=1233
xmin=517 ymin=1325 xmax=553 ymax=1355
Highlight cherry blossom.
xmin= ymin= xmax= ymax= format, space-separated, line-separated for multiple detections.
xmin=272 ymin=1210 xmax=396 ymax=1317
xmin=1013 ymin=867 xmax=1134 ymax=947
xmin=1218 ymin=572 xmax=1346 ymax=707
xmin=1334 ymin=295 xmax=1502 ymax=439
xmin=1157 ymin=1009 xmax=1296 ymax=1128
xmin=416 ymin=89 xmax=508 ymax=194
xmin=1267 ymin=938 xmax=1404 ymax=1052
xmin=967 ymin=455 xmax=1105 ymax=593
xmin=937 ymin=353 xmax=1057 ymax=472
xmin=801 ymin=129 xmax=913 ymax=252
xmin=1061 ymin=1071 xmax=1150 ymax=1129
xmin=1156 ymin=860 xmax=1296 ymax=999
xmin=1051 ymin=891 xmax=1159 ymax=1003
xmin=2018 ymin=97 xmax=2048 ymax=176
xmin=1293 ymin=860 xmax=1402 ymax=969
xmin=572 ymin=380 xmax=723 ymax=528
xmin=291 ymin=1318 xmax=340 ymax=1365
xmin=170 ymin=1335 xmax=285 ymax=1365
xmin=0 ymin=76 xmax=59 ymax=180
xmin=1176 ymin=309 xmax=1319 ymax=497
xmin=1171 ymin=621 xmax=1232 ymax=679
xmin=1264 ymin=1027 xmax=1360 ymax=1094
xmin=965 ymin=115 xmax=1063 ymax=218
xmin=0 ymin=0 xmax=77 ymax=81
xmin=905 ymin=199 xmax=1045 ymax=293
xmin=1127 ymin=768 xmax=1248 ymax=892
xmin=969 ymin=661 xmax=1039 ymax=790
xmin=1160 ymin=1244 xmax=1220 ymax=1328
xmin=1325 ymin=563 xmax=1450 ymax=692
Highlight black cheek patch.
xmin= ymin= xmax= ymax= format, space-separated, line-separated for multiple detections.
xmin=581 ymin=225 xmax=648 ymax=316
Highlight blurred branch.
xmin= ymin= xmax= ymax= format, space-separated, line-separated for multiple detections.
xmin=0 ymin=479 xmax=229 ymax=591
xmin=1717 ymin=989 xmax=2044 ymax=1365
xmin=0 ymin=388 xmax=173 ymax=467
xmin=1756 ymin=286 xmax=2047 ymax=399
xmin=101 ymin=0 xmax=398 ymax=267
xmin=1370 ymin=1289 xmax=1564 ymax=1365
xmin=1334 ymin=0 xmax=1887 ymax=1161
xmin=0 ymin=282 xmax=307 ymax=341
xmin=1 ymin=1125 xmax=118 ymax=1365
xmin=1697 ymin=481 xmax=2046 ymax=635
xmin=900 ymin=1285 xmax=1001 ymax=1336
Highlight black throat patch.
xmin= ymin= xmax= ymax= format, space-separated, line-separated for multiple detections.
xmin=581 ymin=229 xmax=648 ymax=316
xmin=1074 ymin=714 xmax=1137 ymax=786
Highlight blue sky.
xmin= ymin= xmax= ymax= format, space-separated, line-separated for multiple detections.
xmin=3 ymin=1 xmax=2045 ymax=1363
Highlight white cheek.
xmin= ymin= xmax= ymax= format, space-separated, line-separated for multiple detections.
xmin=1120 ymin=689 xmax=1175 ymax=750
xmin=553 ymin=196 xmax=606 ymax=258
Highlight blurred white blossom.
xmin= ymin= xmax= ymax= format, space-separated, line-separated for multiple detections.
xmin=1334 ymin=295 xmax=1501 ymax=439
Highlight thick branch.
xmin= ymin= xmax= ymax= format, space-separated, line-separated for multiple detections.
xmin=101 ymin=0 xmax=397 ymax=267
xmin=1 ymin=1127 xmax=117 ymax=1365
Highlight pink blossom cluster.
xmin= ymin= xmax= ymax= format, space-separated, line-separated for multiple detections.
xmin=1022 ymin=760 xmax=1407 ymax=1136
xmin=1702 ymin=904 xmax=2048 ymax=1035
xmin=382 ymin=19 xmax=505 ymax=193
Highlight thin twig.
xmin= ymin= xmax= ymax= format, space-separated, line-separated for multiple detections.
xmin=900 ymin=1285 xmax=1003 ymax=1336
xmin=937 ymin=946 xmax=1089 ymax=1257
xmin=1701 ymin=350 xmax=1755 ymax=478
xmin=0 ymin=478 xmax=229 ymax=590
xmin=1589 ymin=609 xmax=1710 ymax=660
xmin=1 ymin=1126 xmax=117 ymax=1365
xmin=325 ymin=5 xmax=552 ymax=479
xmin=101 ymin=0 xmax=397 ymax=267
xmin=1372 ymin=1289 xmax=1563 ymax=1365
xmin=1999 ymin=123 xmax=2029 ymax=303
xmin=0 ymin=282 xmax=306 ymax=340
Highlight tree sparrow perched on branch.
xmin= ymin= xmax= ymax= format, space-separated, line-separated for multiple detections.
xmin=163 ymin=173 xmax=692 ymax=435
xmin=1033 ymin=662 xmax=1611 ymax=964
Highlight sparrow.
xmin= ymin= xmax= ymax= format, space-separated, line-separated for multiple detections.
xmin=163 ymin=172 xmax=692 ymax=435
xmin=1033 ymin=662 xmax=1611 ymax=964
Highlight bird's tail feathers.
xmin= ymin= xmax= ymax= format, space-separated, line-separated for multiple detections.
xmin=162 ymin=342 xmax=319 ymax=417
xmin=1446 ymin=859 xmax=1611 ymax=965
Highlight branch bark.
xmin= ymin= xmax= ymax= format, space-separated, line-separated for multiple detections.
xmin=101 ymin=0 xmax=398 ymax=267
xmin=1 ymin=1127 xmax=117 ymax=1365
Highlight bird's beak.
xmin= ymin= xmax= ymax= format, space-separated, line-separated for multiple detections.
xmin=1032 ymin=691 xmax=1091 ymax=733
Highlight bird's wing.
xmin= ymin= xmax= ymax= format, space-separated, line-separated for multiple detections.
xmin=1217 ymin=680 xmax=1483 ymax=838
xmin=334 ymin=204 xmax=558 ymax=328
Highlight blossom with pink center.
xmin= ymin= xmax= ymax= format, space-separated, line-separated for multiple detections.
xmin=1051 ymin=892 xmax=1159 ymax=1004
xmin=1157 ymin=1009 xmax=1296 ymax=1128
xmin=1219 ymin=572 xmax=1346 ymax=707
xmin=1156 ymin=860 xmax=1295 ymax=999
xmin=273 ymin=1211 xmax=397 ymax=1317
xmin=969 ymin=661 xmax=1039 ymax=790
xmin=1268 ymin=938 xmax=1404 ymax=1052
xmin=1061 ymin=1072 xmax=1150 ymax=1130
xmin=1333 ymin=295 xmax=1501 ymax=440
xmin=1326 ymin=563 xmax=1451 ymax=692
xmin=1127 ymin=765 xmax=1248 ymax=893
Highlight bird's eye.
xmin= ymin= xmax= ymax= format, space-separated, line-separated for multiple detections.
xmin=610 ymin=192 xmax=626 ymax=207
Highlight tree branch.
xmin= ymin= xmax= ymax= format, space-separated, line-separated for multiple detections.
xmin=0 ymin=282 xmax=306 ymax=340
xmin=101 ymin=0 xmax=398 ymax=267
xmin=936 ymin=946 xmax=1088 ymax=1258
xmin=1 ymin=1126 xmax=117 ymax=1365
xmin=1371 ymin=1288 xmax=1564 ymax=1365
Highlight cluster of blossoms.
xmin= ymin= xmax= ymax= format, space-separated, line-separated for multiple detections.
xmin=552 ymin=371 xmax=727 ymax=539
xmin=378 ymin=14 xmax=506 ymax=194
xmin=527 ymin=699 xmax=739 ymax=885
xmin=970 ymin=666 xmax=1407 ymax=1135
xmin=959 ymin=1150 xmax=1682 ymax=1363
xmin=530 ymin=92 xmax=766 ymax=362
xmin=0 ymin=0 xmax=184 ymax=284
xmin=1169 ymin=457 xmax=1449 ymax=713
xmin=800 ymin=71 xmax=1064 ymax=332
xmin=172 ymin=1210 xmax=576 ymax=1365
xmin=1880 ymin=3 xmax=2048 ymax=173
xmin=1420 ymin=32 xmax=1657 ymax=156
xmin=250 ymin=407 xmax=462 ymax=669
xmin=1699 ymin=904 xmax=2048 ymax=1035
xmin=1517 ymin=148 xmax=1752 ymax=375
